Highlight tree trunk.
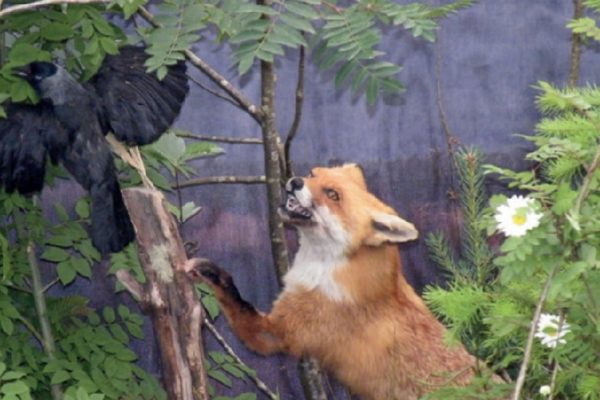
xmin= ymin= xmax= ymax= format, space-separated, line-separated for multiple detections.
xmin=119 ymin=188 xmax=209 ymax=400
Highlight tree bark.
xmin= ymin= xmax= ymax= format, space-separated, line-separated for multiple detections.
xmin=120 ymin=188 xmax=209 ymax=400
xmin=260 ymin=59 xmax=290 ymax=281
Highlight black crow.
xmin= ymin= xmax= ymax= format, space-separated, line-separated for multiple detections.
xmin=0 ymin=45 xmax=189 ymax=254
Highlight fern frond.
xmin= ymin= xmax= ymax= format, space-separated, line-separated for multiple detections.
xmin=314 ymin=4 xmax=404 ymax=103
xmin=230 ymin=0 xmax=318 ymax=74
xmin=378 ymin=0 xmax=475 ymax=42
xmin=143 ymin=0 xmax=207 ymax=78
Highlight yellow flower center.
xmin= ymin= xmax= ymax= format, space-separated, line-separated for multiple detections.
xmin=512 ymin=214 xmax=527 ymax=226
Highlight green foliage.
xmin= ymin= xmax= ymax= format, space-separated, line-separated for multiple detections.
xmin=142 ymin=0 xmax=206 ymax=79
xmin=568 ymin=1 xmax=600 ymax=42
xmin=0 ymin=3 xmax=125 ymax=108
xmin=424 ymin=82 xmax=600 ymax=398
xmin=229 ymin=0 xmax=318 ymax=74
xmin=142 ymin=0 xmax=473 ymax=103
xmin=0 ymin=187 xmax=166 ymax=399
xmin=426 ymin=148 xmax=493 ymax=285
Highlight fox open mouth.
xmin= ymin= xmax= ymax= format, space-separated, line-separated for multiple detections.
xmin=281 ymin=194 xmax=313 ymax=222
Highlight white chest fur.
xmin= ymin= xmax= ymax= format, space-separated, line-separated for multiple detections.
xmin=283 ymin=215 xmax=352 ymax=302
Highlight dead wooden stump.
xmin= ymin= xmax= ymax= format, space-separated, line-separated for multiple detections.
xmin=116 ymin=187 xmax=209 ymax=400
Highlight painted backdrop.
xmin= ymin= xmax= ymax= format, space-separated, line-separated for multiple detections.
xmin=47 ymin=1 xmax=600 ymax=399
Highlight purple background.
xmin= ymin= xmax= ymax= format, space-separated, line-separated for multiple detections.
xmin=42 ymin=1 xmax=600 ymax=398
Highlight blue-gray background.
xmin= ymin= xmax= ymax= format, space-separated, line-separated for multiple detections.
xmin=45 ymin=1 xmax=600 ymax=398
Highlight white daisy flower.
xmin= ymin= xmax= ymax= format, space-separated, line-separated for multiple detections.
xmin=539 ymin=385 xmax=551 ymax=396
xmin=494 ymin=195 xmax=542 ymax=237
xmin=534 ymin=313 xmax=570 ymax=348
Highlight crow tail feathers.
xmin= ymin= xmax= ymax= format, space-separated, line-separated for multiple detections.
xmin=89 ymin=183 xmax=135 ymax=255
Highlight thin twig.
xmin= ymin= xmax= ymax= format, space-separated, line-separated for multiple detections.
xmin=284 ymin=44 xmax=306 ymax=179
xmin=434 ymin=40 xmax=460 ymax=183
xmin=14 ymin=198 xmax=63 ymax=400
xmin=203 ymin=317 xmax=279 ymax=400
xmin=174 ymin=176 xmax=266 ymax=189
xmin=187 ymin=74 xmax=242 ymax=109
xmin=568 ymin=0 xmax=584 ymax=88
xmin=511 ymin=265 xmax=560 ymax=400
xmin=42 ymin=278 xmax=59 ymax=293
xmin=17 ymin=315 xmax=43 ymax=343
xmin=137 ymin=6 xmax=264 ymax=124
xmin=573 ymin=143 xmax=600 ymax=216
xmin=0 ymin=0 xmax=109 ymax=18
xmin=175 ymin=131 xmax=262 ymax=145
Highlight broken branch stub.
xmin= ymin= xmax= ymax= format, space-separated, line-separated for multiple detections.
xmin=120 ymin=187 xmax=209 ymax=400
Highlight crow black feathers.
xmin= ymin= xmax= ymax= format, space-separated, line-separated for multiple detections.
xmin=0 ymin=46 xmax=189 ymax=254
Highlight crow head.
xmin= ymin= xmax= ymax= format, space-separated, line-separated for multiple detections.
xmin=14 ymin=62 xmax=57 ymax=85
xmin=14 ymin=62 xmax=80 ymax=105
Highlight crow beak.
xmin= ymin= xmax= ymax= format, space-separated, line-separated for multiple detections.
xmin=13 ymin=64 xmax=31 ymax=79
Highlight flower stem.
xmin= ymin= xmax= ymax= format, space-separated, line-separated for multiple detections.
xmin=511 ymin=265 xmax=559 ymax=400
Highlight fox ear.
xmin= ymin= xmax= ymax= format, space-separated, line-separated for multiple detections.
xmin=340 ymin=163 xmax=367 ymax=189
xmin=365 ymin=211 xmax=419 ymax=245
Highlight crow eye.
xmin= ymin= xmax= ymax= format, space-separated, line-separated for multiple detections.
xmin=324 ymin=188 xmax=340 ymax=201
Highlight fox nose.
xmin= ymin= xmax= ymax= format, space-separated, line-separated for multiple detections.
xmin=286 ymin=177 xmax=304 ymax=192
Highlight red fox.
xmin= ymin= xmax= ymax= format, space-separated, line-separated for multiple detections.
xmin=187 ymin=164 xmax=486 ymax=399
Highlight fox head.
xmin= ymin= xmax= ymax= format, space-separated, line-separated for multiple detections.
xmin=281 ymin=164 xmax=418 ymax=254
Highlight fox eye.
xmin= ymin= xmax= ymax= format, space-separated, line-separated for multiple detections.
xmin=324 ymin=188 xmax=340 ymax=201
xmin=308 ymin=170 xmax=315 ymax=178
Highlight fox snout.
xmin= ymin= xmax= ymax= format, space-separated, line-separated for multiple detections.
xmin=281 ymin=176 xmax=314 ymax=224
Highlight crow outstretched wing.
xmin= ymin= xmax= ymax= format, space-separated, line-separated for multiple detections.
xmin=0 ymin=45 xmax=189 ymax=254
xmin=0 ymin=103 xmax=62 ymax=194
xmin=92 ymin=46 xmax=189 ymax=145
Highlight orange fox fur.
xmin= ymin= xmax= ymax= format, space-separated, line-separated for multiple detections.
xmin=187 ymin=164 xmax=484 ymax=400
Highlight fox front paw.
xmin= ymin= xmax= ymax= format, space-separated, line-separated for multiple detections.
xmin=185 ymin=258 xmax=231 ymax=287
xmin=185 ymin=258 xmax=253 ymax=312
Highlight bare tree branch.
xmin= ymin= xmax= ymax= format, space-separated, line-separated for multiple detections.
xmin=0 ymin=0 xmax=108 ymax=19
xmin=115 ymin=270 xmax=145 ymax=302
xmin=187 ymin=73 xmax=242 ymax=110
xmin=175 ymin=131 xmax=263 ymax=145
xmin=174 ymin=176 xmax=266 ymax=189
xmin=137 ymin=6 xmax=264 ymax=124
xmin=284 ymin=45 xmax=306 ymax=180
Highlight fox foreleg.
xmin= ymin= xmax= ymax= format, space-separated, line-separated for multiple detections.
xmin=186 ymin=258 xmax=284 ymax=355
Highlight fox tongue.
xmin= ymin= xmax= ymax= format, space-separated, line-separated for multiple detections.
xmin=286 ymin=196 xmax=312 ymax=219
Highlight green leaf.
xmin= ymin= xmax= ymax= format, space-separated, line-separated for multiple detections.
xmin=0 ymin=315 xmax=14 ymax=335
xmin=72 ymin=257 xmax=92 ymax=278
xmin=40 ymin=23 xmax=74 ymax=41
xmin=103 ymin=307 xmax=116 ymax=323
xmin=207 ymin=370 xmax=232 ymax=387
xmin=57 ymin=261 xmax=77 ymax=285
xmin=51 ymin=370 xmax=71 ymax=385
xmin=42 ymin=246 xmax=70 ymax=263
xmin=8 ymin=43 xmax=50 ymax=65
xmin=1 ymin=371 xmax=26 ymax=381
xmin=75 ymin=198 xmax=90 ymax=219
xmin=0 ymin=381 xmax=29 ymax=395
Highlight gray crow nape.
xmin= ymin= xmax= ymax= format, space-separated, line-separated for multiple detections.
xmin=1 ymin=45 xmax=189 ymax=255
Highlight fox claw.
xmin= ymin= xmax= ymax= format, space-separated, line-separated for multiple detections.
xmin=185 ymin=258 xmax=231 ymax=288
